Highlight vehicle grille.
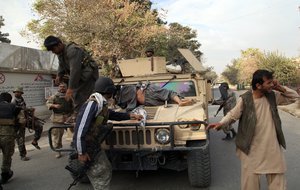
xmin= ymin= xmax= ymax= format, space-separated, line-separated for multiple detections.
xmin=105 ymin=128 xmax=153 ymax=146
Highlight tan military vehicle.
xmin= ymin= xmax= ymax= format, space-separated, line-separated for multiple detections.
xmin=102 ymin=49 xmax=212 ymax=187
xmin=49 ymin=49 xmax=212 ymax=188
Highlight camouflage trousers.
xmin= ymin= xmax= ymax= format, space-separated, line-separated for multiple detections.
xmin=16 ymin=126 xmax=26 ymax=157
xmin=0 ymin=135 xmax=15 ymax=173
xmin=52 ymin=128 xmax=64 ymax=149
xmin=87 ymin=150 xmax=112 ymax=190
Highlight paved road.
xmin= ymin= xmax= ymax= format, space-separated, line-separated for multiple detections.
xmin=3 ymin=105 xmax=300 ymax=190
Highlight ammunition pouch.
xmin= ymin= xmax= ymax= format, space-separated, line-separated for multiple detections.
xmin=81 ymin=61 xmax=98 ymax=82
xmin=97 ymin=123 xmax=113 ymax=144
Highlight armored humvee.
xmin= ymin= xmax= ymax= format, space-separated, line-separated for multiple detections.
xmin=48 ymin=49 xmax=212 ymax=188
xmin=102 ymin=49 xmax=212 ymax=187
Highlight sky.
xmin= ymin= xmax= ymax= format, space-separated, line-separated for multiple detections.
xmin=1 ymin=0 xmax=300 ymax=74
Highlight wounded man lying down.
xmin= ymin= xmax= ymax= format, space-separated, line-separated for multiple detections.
xmin=117 ymin=83 xmax=194 ymax=111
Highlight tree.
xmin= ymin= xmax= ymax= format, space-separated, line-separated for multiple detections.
xmin=228 ymin=48 xmax=299 ymax=87
xmin=23 ymin=0 xmax=204 ymax=76
xmin=0 ymin=16 xmax=11 ymax=43
xmin=203 ymin=66 xmax=218 ymax=82
xmin=22 ymin=0 xmax=165 ymax=62
xmin=145 ymin=22 xmax=203 ymax=73
xmin=236 ymin=48 xmax=262 ymax=84
xmin=222 ymin=59 xmax=239 ymax=85
xmin=258 ymin=51 xmax=299 ymax=86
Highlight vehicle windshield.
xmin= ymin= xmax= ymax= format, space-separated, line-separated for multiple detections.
xmin=152 ymin=80 xmax=196 ymax=97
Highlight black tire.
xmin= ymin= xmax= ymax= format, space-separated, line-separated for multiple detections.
xmin=67 ymin=158 xmax=90 ymax=184
xmin=187 ymin=140 xmax=211 ymax=187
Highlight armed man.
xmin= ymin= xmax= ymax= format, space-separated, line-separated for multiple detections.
xmin=73 ymin=76 xmax=143 ymax=190
xmin=11 ymin=87 xmax=44 ymax=161
xmin=0 ymin=92 xmax=18 ymax=185
xmin=214 ymin=82 xmax=237 ymax=140
xmin=46 ymin=82 xmax=73 ymax=158
xmin=44 ymin=36 xmax=99 ymax=115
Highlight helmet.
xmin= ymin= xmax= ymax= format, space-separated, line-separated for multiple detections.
xmin=13 ymin=86 xmax=24 ymax=94
xmin=44 ymin=36 xmax=62 ymax=51
xmin=94 ymin=76 xmax=116 ymax=95
xmin=145 ymin=47 xmax=154 ymax=53
xmin=0 ymin=92 xmax=12 ymax=102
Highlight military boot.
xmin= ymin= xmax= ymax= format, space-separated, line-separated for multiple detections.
xmin=1 ymin=170 xmax=13 ymax=184
xmin=32 ymin=140 xmax=41 ymax=150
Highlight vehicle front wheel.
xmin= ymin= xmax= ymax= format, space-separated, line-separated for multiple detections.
xmin=187 ymin=140 xmax=211 ymax=187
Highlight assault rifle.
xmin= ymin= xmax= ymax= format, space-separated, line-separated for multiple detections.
xmin=65 ymin=153 xmax=91 ymax=190
xmin=212 ymin=99 xmax=226 ymax=117
xmin=65 ymin=123 xmax=113 ymax=190
xmin=24 ymin=108 xmax=46 ymax=131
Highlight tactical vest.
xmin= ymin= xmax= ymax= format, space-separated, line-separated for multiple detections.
xmin=0 ymin=102 xmax=16 ymax=125
xmin=52 ymin=95 xmax=73 ymax=114
xmin=0 ymin=102 xmax=17 ymax=135
xmin=66 ymin=43 xmax=97 ymax=68
xmin=84 ymin=100 xmax=109 ymax=155
xmin=235 ymin=90 xmax=285 ymax=155
xmin=62 ymin=43 xmax=98 ymax=82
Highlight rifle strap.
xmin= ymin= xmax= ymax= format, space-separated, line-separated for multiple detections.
xmin=67 ymin=177 xmax=79 ymax=190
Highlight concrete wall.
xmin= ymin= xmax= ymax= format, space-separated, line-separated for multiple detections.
xmin=0 ymin=43 xmax=59 ymax=119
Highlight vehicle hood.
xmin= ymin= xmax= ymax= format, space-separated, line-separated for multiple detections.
xmin=145 ymin=102 xmax=207 ymax=122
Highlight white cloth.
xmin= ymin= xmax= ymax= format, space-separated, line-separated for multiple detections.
xmin=131 ymin=106 xmax=147 ymax=126
xmin=89 ymin=92 xmax=106 ymax=116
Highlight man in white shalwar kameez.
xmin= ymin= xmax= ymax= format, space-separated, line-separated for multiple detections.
xmin=207 ymin=69 xmax=299 ymax=190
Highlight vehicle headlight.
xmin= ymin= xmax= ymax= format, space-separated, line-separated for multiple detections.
xmin=177 ymin=118 xmax=189 ymax=129
xmin=190 ymin=123 xmax=201 ymax=131
xmin=155 ymin=129 xmax=170 ymax=144
xmin=177 ymin=118 xmax=201 ymax=130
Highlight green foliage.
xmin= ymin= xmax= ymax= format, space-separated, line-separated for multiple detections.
xmin=236 ymin=48 xmax=261 ymax=84
xmin=203 ymin=66 xmax=218 ymax=82
xmin=145 ymin=22 xmax=203 ymax=73
xmin=146 ymin=22 xmax=202 ymax=61
xmin=222 ymin=59 xmax=239 ymax=85
xmin=223 ymin=48 xmax=299 ymax=87
xmin=0 ymin=16 xmax=11 ymax=43
xmin=22 ymin=0 xmax=205 ymax=76
xmin=23 ymin=0 xmax=165 ymax=60
xmin=258 ymin=51 xmax=298 ymax=85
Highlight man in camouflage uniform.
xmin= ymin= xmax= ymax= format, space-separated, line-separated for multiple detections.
xmin=218 ymin=82 xmax=237 ymax=140
xmin=46 ymin=82 xmax=73 ymax=158
xmin=11 ymin=87 xmax=30 ymax=161
xmin=73 ymin=76 xmax=143 ymax=190
xmin=0 ymin=92 xmax=18 ymax=184
xmin=11 ymin=87 xmax=44 ymax=161
xmin=44 ymin=36 xmax=99 ymax=114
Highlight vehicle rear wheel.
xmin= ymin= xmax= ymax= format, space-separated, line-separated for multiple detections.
xmin=187 ymin=140 xmax=211 ymax=187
